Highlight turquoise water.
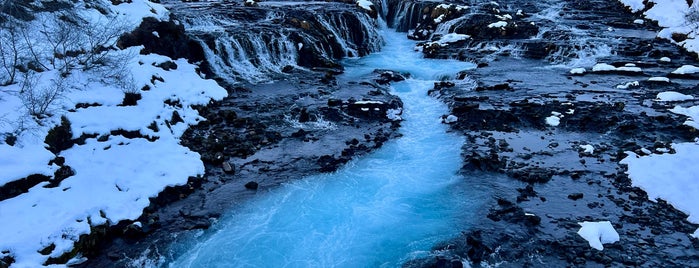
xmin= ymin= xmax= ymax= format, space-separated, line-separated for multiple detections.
xmin=169 ymin=30 xmax=480 ymax=267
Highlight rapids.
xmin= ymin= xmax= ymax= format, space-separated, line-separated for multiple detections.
xmin=168 ymin=29 xmax=482 ymax=267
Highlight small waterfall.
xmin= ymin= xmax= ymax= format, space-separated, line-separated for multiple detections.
xmin=195 ymin=29 xmax=299 ymax=83
xmin=386 ymin=0 xmax=428 ymax=32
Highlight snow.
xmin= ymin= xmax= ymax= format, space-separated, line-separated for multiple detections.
xmin=569 ymin=68 xmax=586 ymax=75
xmin=354 ymin=100 xmax=383 ymax=105
xmin=577 ymin=221 xmax=620 ymax=250
xmin=622 ymin=141 xmax=699 ymax=238
xmin=487 ymin=21 xmax=508 ymax=28
xmin=622 ymin=102 xmax=699 ymax=237
xmin=670 ymin=105 xmax=699 ymax=130
xmin=545 ymin=116 xmax=561 ymax=126
xmin=0 ymin=1 xmax=228 ymax=266
xmin=655 ymin=91 xmax=694 ymax=102
xmin=592 ymin=63 xmax=642 ymax=73
xmin=356 ymin=0 xmax=373 ymax=12
xmin=648 ymin=76 xmax=670 ymax=82
xmin=545 ymin=111 xmax=563 ymax=126
xmin=443 ymin=115 xmax=458 ymax=124
xmin=671 ymin=65 xmax=699 ymax=75
xmin=580 ymin=144 xmax=595 ymax=154
xmin=434 ymin=14 xmax=446 ymax=24
xmin=619 ymin=0 xmax=646 ymax=12
xmin=428 ymin=33 xmax=470 ymax=47
xmin=618 ymin=0 xmax=699 ymax=56
xmin=659 ymin=57 xmax=672 ymax=62
xmin=633 ymin=19 xmax=644 ymax=24
xmin=0 ymin=141 xmax=57 ymax=186
xmin=386 ymin=108 xmax=402 ymax=121
xmin=616 ymin=81 xmax=640 ymax=89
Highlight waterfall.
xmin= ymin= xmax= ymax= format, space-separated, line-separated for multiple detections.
xmin=167 ymin=1 xmax=384 ymax=84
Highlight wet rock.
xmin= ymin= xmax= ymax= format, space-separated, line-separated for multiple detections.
xmin=244 ymin=181 xmax=259 ymax=190
xmin=568 ymin=193 xmax=584 ymax=200
xmin=222 ymin=162 xmax=235 ymax=174
xmin=374 ymin=69 xmax=408 ymax=85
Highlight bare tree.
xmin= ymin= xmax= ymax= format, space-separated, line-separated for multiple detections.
xmin=78 ymin=16 xmax=131 ymax=71
xmin=19 ymin=71 xmax=67 ymax=117
xmin=0 ymin=23 xmax=24 ymax=85
xmin=38 ymin=13 xmax=82 ymax=75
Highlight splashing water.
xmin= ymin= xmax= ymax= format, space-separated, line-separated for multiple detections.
xmin=168 ymin=29 xmax=483 ymax=268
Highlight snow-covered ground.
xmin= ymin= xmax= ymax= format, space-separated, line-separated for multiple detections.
xmin=0 ymin=0 xmax=226 ymax=266
xmin=618 ymin=0 xmax=699 ymax=56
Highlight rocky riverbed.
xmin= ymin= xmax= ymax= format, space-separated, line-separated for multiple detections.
xmin=77 ymin=0 xmax=699 ymax=267
xmin=401 ymin=0 xmax=699 ymax=266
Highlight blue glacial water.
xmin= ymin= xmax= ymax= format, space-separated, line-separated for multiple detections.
xmin=169 ymin=30 xmax=484 ymax=267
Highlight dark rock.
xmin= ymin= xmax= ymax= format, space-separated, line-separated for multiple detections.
xmin=568 ymin=193 xmax=584 ymax=200
xmin=44 ymin=116 xmax=74 ymax=154
xmin=120 ymin=92 xmax=141 ymax=106
xmin=374 ymin=69 xmax=407 ymax=85
xmin=465 ymin=231 xmax=492 ymax=264
xmin=155 ymin=61 xmax=178 ymax=71
xmin=222 ymin=162 xmax=235 ymax=174
xmin=244 ymin=181 xmax=259 ymax=190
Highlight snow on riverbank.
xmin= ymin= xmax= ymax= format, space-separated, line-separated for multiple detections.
xmin=622 ymin=100 xmax=699 ymax=238
xmin=0 ymin=0 xmax=227 ymax=266
xmin=618 ymin=0 xmax=699 ymax=56
xmin=615 ymin=0 xmax=699 ymax=239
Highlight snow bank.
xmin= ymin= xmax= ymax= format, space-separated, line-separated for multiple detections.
xmin=622 ymin=103 xmax=699 ymax=238
xmin=577 ymin=221 xmax=620 ymax=250
xmin=0 ymin=1 xmax=228 ymax=265
xmin=0 ymin=53 xmax=226 ymax=267
xmin=621 ymin=141 xmax=699 ymax=238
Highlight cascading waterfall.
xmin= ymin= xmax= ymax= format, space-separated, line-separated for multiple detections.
xmin=168 ymin=1 xmax=384 ymax=84
xmin=166 ymin=26 xmax=484 ymax=267
xmin=196 ymin=29 xmax=299 ymax=83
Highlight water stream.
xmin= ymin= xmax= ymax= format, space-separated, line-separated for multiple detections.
xmin=169 ymin=29 xmax=483 ymax=267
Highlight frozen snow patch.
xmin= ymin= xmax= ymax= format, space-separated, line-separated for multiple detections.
xmin=487 ymin=21 xmax=508 ymax=28
xmin=616 ymin=81 xmax=639 ymax=89
xmin=577 ymin=221 xmax=620 ymax=250
xmin=580 ymin=144 xmax=595 ymax=154
xmin=357 ymin=0 xmax=374 ymax=12
xmin=442 ymin=115 xmax=458 ymax=124
xmin=387 ymin=108 xmax=403 ymax=121
xmin=655 ymin=91 xmax=694 ymax=102
xmin=545 ymin=111 xmax=563 ymax=127
xmin=648 ymin=77 xmax=670 ymax=83
xmin=671 ymin=65 xmax=699 ymax=75
xmin=569 ymin=68 xmax=586 ymax=75
xmin=592 ymin=63 xmax=642 ymax=73
xmin=659 ymin=57 xmax=671 ymax=62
